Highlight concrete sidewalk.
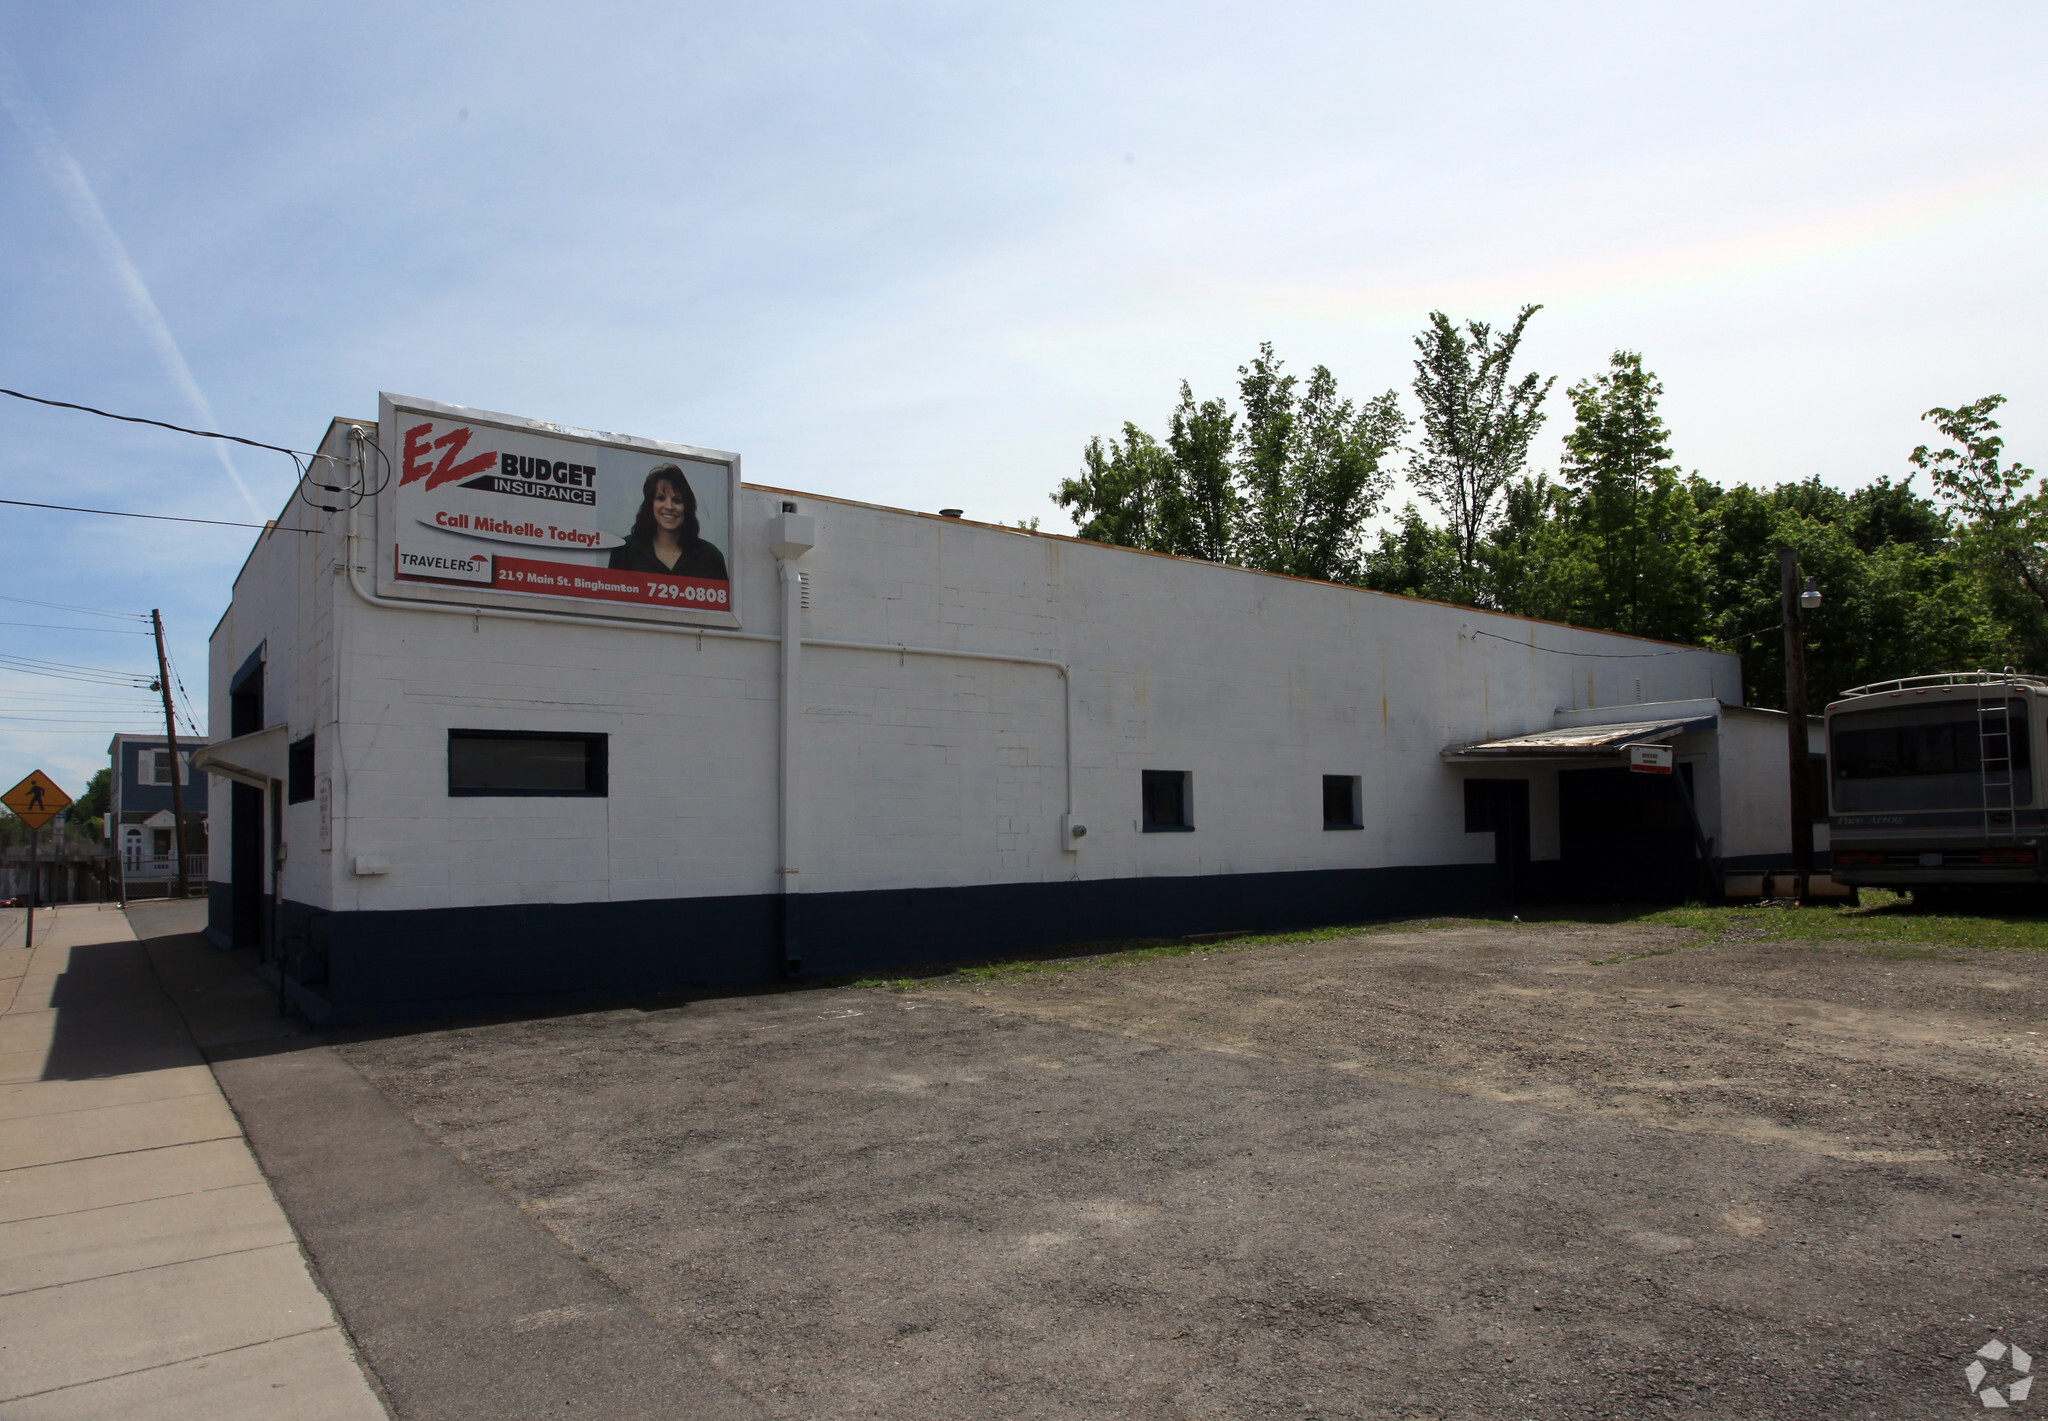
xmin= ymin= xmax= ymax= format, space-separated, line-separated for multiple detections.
xmin=0 ymin=904 xmax=387 ymax=1420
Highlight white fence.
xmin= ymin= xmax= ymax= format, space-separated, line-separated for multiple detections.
xmin=121 ymin=853 xmax=209 ymax=882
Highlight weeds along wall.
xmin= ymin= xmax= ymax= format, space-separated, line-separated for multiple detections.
xmin=208 ymin=416 xmax=1742 ymax=1021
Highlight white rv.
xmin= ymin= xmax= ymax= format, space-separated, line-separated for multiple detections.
xmin=1827 ymin=671 xmax=2046 ymax=889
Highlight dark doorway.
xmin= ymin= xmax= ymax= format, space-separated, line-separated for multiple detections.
xmin=1558 ymin=765 xmax=1699 ymax=903
xmin=1464 ymin=779 xmax=1530 ymax=907
xmin=229 ymin=650 xmax=264 ymax=951
xmin=231 ymin=783 xmax=263 ymax=950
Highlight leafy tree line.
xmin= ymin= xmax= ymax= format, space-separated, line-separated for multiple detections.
xmin=1052 ymin=311 xmax=2044 ymax=710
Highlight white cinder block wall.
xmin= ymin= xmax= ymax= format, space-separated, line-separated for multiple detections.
xmin=209 ymin=415 xmax=1749 ymax=1018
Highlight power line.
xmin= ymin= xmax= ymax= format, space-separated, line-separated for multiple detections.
xmin=0 ymin=714 xmax=180 ymax=725
xmin=0 ymin=387 xmax=318 ymax=459
xmin=0 ymin=657 xmax=153 ymax=689
xmin=1464 ymin=622 xmax=1783 ymax=660
xmin=0 ymin=593 xmax=149 ymax=621
xmin=0 ymin=388 xmax=386 ymax=514
xmin=162 ymin=644 xmax=203 ymax=738
xmin=0 ymin=652 xmax=152 ymax=677
xmin=0 ymin=495 xmax=324 ymax=534
xmin=0 ymin=621 xmax=153 ymax=634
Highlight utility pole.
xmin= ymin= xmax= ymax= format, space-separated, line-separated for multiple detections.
xmin=1779 ymin=549 xmax=1816 ymax=902
xmin=151 ymin=609 xmax=190 ymax=902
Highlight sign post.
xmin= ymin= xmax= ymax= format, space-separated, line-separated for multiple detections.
xmin=4 ymin=771 xmax=73 ymax=949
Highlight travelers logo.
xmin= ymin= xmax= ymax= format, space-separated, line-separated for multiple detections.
xmin=1966 ymin=1338 xmax=2033 ymax=1408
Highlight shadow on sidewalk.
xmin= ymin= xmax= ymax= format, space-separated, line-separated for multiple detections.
xmin=37 ymin=926 xmax=208 ymax=1083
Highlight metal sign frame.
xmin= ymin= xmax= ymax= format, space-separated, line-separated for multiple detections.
xmin=374 ymin=393 xmax=743 ymax=629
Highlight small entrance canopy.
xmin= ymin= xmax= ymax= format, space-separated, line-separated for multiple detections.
xmin=191 ymin=726 xmax=287 ymax=788
xmin=1442 ymin=713 xmax=1716 ymax=762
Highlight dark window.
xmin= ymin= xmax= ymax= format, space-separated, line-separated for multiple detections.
xmin=287 ymin=735 xmax=316 ymax=804
xmin=448 ymin=731 xmax=608 ymax=797
xmin=1831 ymin=699 xmax=2032 ymax=811
xmin=229 ymin=646 xmax=264 ymax=738
xmin=1141 ymin=769 xmax=1191 ymax=831
xmin=1465 ymin=778 xmax=1505 ymax=832
xmin=1323 ymin=774 xmax=1361 ymax=829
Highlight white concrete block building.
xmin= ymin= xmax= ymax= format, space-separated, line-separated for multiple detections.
xmin=198 ymin=397 xmax=1814 ymax=1022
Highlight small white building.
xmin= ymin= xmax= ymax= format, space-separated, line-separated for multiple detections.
xmin=198 ymin=396 xmax=1818 ymax=1022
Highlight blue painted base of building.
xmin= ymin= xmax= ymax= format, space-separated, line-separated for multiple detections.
xmin=225 ymin=862 xmax=1502 ymax=1026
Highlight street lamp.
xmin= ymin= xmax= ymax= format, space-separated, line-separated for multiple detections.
xmin=1781 ymin=552 xmax=1818 ymax=902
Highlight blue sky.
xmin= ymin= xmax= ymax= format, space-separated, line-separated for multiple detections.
xmin=2 ymin=1 xmax=2045 ymax=793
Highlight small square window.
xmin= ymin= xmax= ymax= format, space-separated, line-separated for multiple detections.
xmin=1323 ymin=774 xmax=1361 ymax=829
xmin=287 ymin=735 xmax=316 ymax=804
xmin=1142 ymin=769 xmax=1192 ymax=831
xmin=449 ymin=730 xmax=608 ymax=797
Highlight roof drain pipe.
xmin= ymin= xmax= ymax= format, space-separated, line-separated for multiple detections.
xmin=769 ymin=506 xmax=816 ymax=976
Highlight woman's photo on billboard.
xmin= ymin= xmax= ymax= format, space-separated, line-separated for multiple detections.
xmin=608 ymin=464 xmax=730 ymax=580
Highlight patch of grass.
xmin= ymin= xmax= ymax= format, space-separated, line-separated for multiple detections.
xmin=837 ymin=886 xmax=2048 ymax=992
xmin=844 ymin=917 xmax=1472 ymax=991
xmin=1611 ymin=888 xmax=2048 ymax=956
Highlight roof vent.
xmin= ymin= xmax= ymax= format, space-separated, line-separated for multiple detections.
xmin=939 ymin=508 xmax=963 ymax=519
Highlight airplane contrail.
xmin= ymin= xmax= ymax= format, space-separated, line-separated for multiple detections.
xmin=0 ymin=48 xmax=266 ymax=518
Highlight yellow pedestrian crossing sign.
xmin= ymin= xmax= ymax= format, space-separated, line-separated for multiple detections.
xmin=2 ymin=770 xmax=71 ymax=831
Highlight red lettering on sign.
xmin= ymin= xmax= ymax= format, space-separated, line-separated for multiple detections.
xmin=426 ymin=427 xmax=498 ymax=491
xmin=398 ymin=422 xmax=498 ymax=489
xmin=400 ymin=423 xmax=436 ymax=485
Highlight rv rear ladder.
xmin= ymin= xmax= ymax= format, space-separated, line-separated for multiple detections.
xmin=1979 ymin=671 xmax=2020 ymax=842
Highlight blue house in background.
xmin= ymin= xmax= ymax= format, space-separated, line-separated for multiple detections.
xmin=108 ymin=733 xmax=210 ymax=894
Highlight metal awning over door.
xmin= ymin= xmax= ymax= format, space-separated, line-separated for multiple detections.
xmin=1441 ymin=714 xmax=1715 ymax=762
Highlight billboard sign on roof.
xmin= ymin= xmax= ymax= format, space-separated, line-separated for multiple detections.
xmin=374 ymin=394 xmax=740 ymax=627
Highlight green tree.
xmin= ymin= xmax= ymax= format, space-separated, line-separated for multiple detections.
xmin=1554 ymin=351 xmax=1706 ymax=642
xmin=1406 ymin=305 xmax=1555 ymax=598
xmin=1055 ymin=344 xmax=1403 ymax=584
xmin=1363 ymin=505 xmax=1464 ymax=602
xmin=66 ymin=768 xmax=110 ymax=843
xmin=1477 ymin=473 xmax=1580 ymax=622
xmin=1234 ymin=347 xmax=1407 ymax=583
xmin=1911 ymin=395 xmax=2048 ymax=613
xmin=1055 ymin=424 xmax=1172 ymax=549
xmin=1159 ymin=382 xmax=1238 ymax=563
xmin=1694 ymin=476 xmax=2020 ymax=711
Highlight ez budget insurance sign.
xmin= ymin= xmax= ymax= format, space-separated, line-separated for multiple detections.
xmin=375 ymin=394 xmax=740 ymax=627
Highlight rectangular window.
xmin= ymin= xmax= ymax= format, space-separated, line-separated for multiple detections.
xmin=287 ymin=735 xmax=316 ymax=804
xmin=148 ymin=750 xmax=188 ymax=786
xmin=448 ymin=730 xmax=608 ymax=797
xmin=1831 ymin=699 xmax=2033 ymax=811
xmin=1141 ymin=769 xmax=1192 ymax=831
xmin=1323 ymin=774 xmax=1362 ymax=829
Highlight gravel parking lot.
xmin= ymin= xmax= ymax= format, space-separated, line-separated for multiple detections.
xmin=334 ymin=915 xmax=2048 ymax=1420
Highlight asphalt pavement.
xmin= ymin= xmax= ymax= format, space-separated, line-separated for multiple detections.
xmin=126 ymin=899 xmax=766 ymax=1421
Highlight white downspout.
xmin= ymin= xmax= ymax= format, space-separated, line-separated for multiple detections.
xmin=770 ymin=511 xmax=815 ymax=973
